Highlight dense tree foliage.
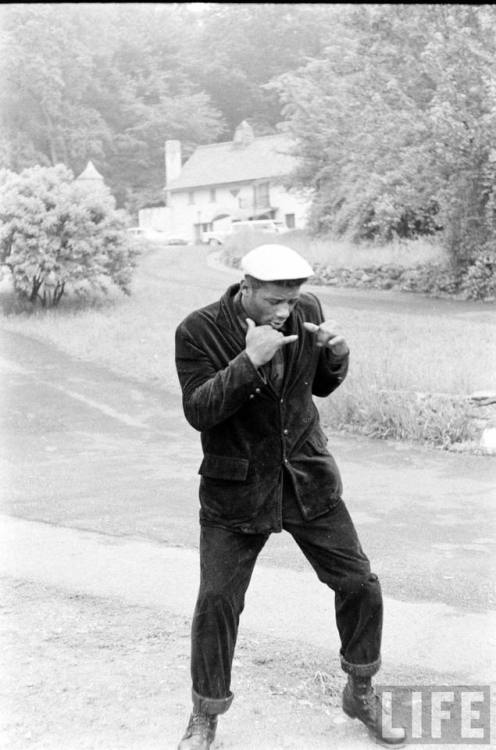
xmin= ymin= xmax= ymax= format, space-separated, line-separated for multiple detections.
xmin=0 ymin=4 xmax=225 ymax=211
xmin=0 ymin=164 xmax=137 ymax=307
xmin=186 ymin=4 xmax=340 ymax=134
xmin=274 ymin=4 xmax=496 ymax=260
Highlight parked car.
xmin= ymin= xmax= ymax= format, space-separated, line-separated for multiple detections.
xmin=127 ymin=227 xmax=190 ymax=244
xmin=203 ymin=219 xmax=282 ymax=246
xmin=162 ymin=235 xmax=190 ymax=246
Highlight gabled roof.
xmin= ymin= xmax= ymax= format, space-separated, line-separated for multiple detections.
xmin=166 ymin=133 xmax=297 ymax=192
xmin=76 ymin=160 xmax=104 ymax=182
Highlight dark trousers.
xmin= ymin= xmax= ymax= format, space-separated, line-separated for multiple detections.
xmin=190 ymin=484 xmax=383 ymax=709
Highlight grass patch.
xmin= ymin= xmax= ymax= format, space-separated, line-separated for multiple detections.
xmin=322 ymin=389 xmax=478 ymax=449
xmin=1 ymin=244 xmax=495 ymax=452
xmin=314 ymin=303 xmax=495 ymax=449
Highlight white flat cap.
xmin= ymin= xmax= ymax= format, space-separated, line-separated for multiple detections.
xmin=241 ymin=244 xmax=313 ymax=281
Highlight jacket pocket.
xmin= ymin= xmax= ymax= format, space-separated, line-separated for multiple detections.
xmin=199 ymin=453 xmax=249 ymax=482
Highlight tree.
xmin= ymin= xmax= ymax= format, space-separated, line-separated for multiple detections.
xmin=184 ymin=3 xmax=341 ymax=134
xmin=0 ymin=164 xmax=138 ymax=308
xmin=0 ymin=5 xmax=110 ymax=172
xmin=87 ymin=3 xmax=226 ymax=210
xmin=0 ymin=4 xmax=225 ymax=212
xmin=274 ymin=4 xmax=496 ymax=259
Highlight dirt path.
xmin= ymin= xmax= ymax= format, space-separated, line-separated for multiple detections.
xmin=1 ymin=574 xmax=405 ymax=750
xmin=2 ymin=512 xmax=493 ymax=750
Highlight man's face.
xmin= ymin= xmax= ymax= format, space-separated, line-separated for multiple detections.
xmin=240 ymin=279 xmax=302 ymax=329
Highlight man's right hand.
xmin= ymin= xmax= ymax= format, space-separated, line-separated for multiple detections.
xmin=245 ymin=318 xmax=298 ymax=368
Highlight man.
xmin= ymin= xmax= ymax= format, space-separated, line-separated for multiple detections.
xmin=175 ymin=244 xmax=405 ymax=748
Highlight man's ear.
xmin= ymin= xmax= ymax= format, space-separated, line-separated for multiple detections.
xmin=240 ymin=278 xmax=249 ymax=293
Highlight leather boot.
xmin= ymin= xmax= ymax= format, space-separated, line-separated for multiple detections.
xmin=177 ymin=710 xmax=218 ymax=750
xmin=342 ymin=675 xmax=406 ymax=746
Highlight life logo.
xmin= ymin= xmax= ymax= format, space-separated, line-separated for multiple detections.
xmin=376 ymin=685 xmax=491 ymax=744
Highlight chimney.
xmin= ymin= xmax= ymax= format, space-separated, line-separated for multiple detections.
xmin=233 ymin=121 xmax=254 ymax=148
xmin=165 ymin=140 xmax=182 ymax=186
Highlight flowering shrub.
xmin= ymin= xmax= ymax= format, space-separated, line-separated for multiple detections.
xmin=0 ymin=165 xmax=138 ymax=309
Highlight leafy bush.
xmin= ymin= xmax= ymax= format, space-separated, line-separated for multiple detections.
xmin=0 ymin=164 xmax=138 ymax=309
xmin=458 ymin=251 xmax=496 ymax=300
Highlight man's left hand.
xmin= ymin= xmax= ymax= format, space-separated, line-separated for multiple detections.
xmin=303 ymin=320 xmax=349 ymax=356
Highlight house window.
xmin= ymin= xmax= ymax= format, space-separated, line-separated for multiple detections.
xmin=209 ymin=188 xmax=216 ymax=203
xmin=253 ymin=181 xmax=270 ymax=208
xmin=285 ymin=213 xmax=295 ymax=229
xmin=188 ymin=191 xmax=195 ymax=205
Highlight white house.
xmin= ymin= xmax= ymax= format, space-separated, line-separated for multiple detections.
xmin=139 ymin=122 xmax=310 ymax=242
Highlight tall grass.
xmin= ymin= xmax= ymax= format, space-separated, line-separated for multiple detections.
xmin=314 ymin=304 xmax=494 ymax=449
xmin=222 ymin=229 xmax=448 ymax=269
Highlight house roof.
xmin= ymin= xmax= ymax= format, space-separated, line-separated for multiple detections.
xmin=166 ymin=133 xmax=297 ymax=192
xmin=76 ymin=160 xmax=104 ymax=182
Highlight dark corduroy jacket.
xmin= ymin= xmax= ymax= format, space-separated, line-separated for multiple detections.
xmin=175 ymin=283 xmax=349 ymax=533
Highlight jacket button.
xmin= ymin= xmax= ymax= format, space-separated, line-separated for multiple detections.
xmin=284 ymin=458 xmax=289 ymax=464
xmin=280 ymin=398 xmax=284 ymax=404
xmin=283 ymin=429 xmax=289 ymax=435
xmin=249 ymin=394 xmax=255 ymax=400
xmin=255 ymin=388 xmax=261 ymax=393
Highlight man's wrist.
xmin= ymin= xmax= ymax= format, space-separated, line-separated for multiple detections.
xmin=245 ymin=349 xmax=264 ymax=369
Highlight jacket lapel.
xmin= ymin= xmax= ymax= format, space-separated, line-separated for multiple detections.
xmin=215 ymin=284 xmax=249 ymax=355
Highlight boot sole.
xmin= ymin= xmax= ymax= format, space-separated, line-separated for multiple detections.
xmin=343 ymin=702 xmax=406 ymax=748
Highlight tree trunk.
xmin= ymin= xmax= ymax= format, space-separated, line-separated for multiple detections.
xmin=53 ymin=281 xmax=65 ymax=307
xmin=39 ymin=100 xmax=58 ymax=165
xmin=29 ymin=273 xmax=44 ymax=303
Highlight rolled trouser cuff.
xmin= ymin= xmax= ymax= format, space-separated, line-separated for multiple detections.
xmin=340 ymin=654 xmax=381 ymax=677
xmin=192 ymin=689 xmax=234 ymax=715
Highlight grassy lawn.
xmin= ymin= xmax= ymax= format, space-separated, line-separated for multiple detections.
xmin=315 ymin=304 xmax=495 ymax=448
xmin=1 ymin=240 xmax=495 ymax=451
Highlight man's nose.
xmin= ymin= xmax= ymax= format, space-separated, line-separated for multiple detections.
xmin=275 ymin=303 xmax=290 ymax=319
